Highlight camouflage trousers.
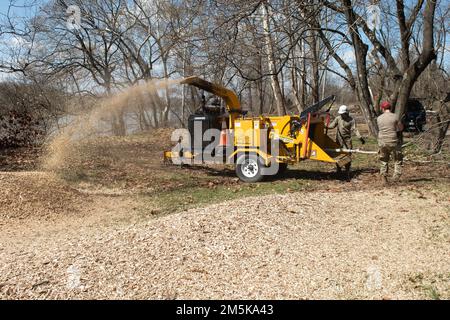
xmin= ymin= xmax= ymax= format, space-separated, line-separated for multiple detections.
xmin=337 ymin=137 xmax=352 ymax=172
xmin=378 ymin=144 xmax=403 ymax=178
xmin=336 ymin=135 xmax=352 ymax=150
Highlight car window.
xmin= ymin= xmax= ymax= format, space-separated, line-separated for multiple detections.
xmin=407 ymin=100 xmax=424 ymax=113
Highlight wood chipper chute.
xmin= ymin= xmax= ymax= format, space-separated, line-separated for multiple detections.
xmin=164 ymin=76 xmax=356 ymax=182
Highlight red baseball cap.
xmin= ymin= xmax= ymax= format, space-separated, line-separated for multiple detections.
xmin=380 ymin=101 xmax=391 ymax=110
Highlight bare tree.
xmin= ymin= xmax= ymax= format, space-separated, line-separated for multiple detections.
xmin=0 ymin=0 xmax=447 ymax=140
xmin=309 ymin=0 xmax=439 ymax=136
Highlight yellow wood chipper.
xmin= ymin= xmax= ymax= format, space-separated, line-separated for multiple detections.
xmin=164 ymin=76 xmax=353 ymax=182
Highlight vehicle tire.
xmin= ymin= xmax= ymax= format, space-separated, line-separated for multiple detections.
xmin=417 ymin=124 xmax=424 ymax=132
xmin=276 ymin=162 xmax=288 ymax=176
xmin=235 ymin=154 xmax=265 ymax=183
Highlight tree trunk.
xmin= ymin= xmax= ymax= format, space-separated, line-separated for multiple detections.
xmin=258 ymin=79 xmax=264 ymax=115
xmin=342 ymin=0 xmax=378 ymax=136
xmin=286 ymin=9 xmax=302 ymax=112
xmin=310 ymin=31 xmax=320 ymax=104
xmin=392 ymin=0 xmax=437 ymax=119
xmin=105 ymin=80 xmax=126 ymax=136
xmin=161 ymin=56 xmax=171 ymax=126
xmin=248 ymin=83 xmax=253 ymax=114
xmin=291 ymin=65 xmax=302 ymax=113
xmin=430 ymin=100 xmax=450 ymax=154
xmin=261 ymin=2 xmax=286 ymax=116
xmin=299 ymin=39 xmax=307 ymax=111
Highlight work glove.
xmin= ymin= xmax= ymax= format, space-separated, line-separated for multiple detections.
xmin=360 ymin=137 xmax=366 ymax=145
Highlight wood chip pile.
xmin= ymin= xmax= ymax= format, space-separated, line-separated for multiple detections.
xmin=1 ymin=190 xmax=448 ymax=299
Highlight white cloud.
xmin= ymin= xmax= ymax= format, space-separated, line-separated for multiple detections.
xmin=341 ymin=48 xmax=355 ymax=65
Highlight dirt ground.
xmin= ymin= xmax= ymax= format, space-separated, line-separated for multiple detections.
xmin=0 ymin=129 xmax=449 ymax=299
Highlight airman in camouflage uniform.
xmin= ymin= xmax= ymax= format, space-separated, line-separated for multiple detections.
xmin=327 ymin=105 xmax=365 ymax=174
xmin=377 ymin=101 xmax=404 ymax=184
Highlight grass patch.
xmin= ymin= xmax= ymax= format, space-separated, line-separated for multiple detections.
xmin=407 ymin=272 xmax=449 ymax=300
xmin=138 ymin=177 xmax=313 ymax=217
xmin=423 ymin=286 xmax=441 ymax=300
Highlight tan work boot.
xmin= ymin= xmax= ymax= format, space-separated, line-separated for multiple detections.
xmin=381 ymin=175 xmax=389 ymax=186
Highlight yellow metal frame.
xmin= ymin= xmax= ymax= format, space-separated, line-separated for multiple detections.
xmin=228 ymin=148 xmax=272 ymax=166
xmin=165 ymin=77 xmax=349 ymax=169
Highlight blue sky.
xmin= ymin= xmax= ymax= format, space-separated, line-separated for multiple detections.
xmin=0 ymin=1 xmax=24 ymax=15
xmin=0 ymin=2 xmax=12 ymax=14
xmin=0 ymin=0 xmax=41 ymax=19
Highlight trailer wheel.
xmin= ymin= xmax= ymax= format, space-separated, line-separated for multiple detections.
xmin=236 ymin=154 xmax=264 ymax=183
xmin=276 ymin=163 xmax=288 ymax=176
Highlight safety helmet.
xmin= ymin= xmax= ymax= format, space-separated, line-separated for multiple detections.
xmin=338 ymin=105 xmax=348 ymax=114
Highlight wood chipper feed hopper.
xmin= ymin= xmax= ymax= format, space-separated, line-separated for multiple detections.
xmin=164 ymin=76 xmax=352 ymax=182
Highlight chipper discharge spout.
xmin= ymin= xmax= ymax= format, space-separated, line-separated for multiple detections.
xmin=180 ymin=76 xmax=243 ymax=129
xmin=165 ymin=76 xmax=365 ymax=182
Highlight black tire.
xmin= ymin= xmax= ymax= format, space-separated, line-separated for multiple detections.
xmin=235 ymin=154 xmax=265 ymax=183
xmin=276 ymin=162 xmax=288 ymax=176
xmin=417 ymin=124 xmax=424 ymax=132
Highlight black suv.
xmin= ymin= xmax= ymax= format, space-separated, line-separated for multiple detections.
xmin=402 ymin=99 xmax=427 ymax=132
